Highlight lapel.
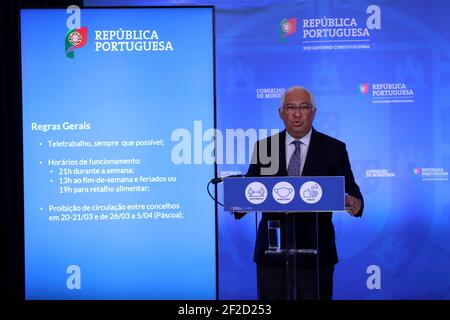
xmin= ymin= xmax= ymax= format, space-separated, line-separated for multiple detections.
xmin=301 ymin=127 xmax=319 ymax=176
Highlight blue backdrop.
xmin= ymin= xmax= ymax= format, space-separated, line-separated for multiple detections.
xmin=90 ymin=0 xmax=449 ymax=299
xmin=21 ymin=7 xmax=216 ymax=299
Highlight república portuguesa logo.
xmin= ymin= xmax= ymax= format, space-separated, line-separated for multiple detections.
xmin=65 ymin=5 xmax=88 ymax=59
xmin=279 ymin=18 xmax=297 ymax=41
xmin=358 ymin=83 xmax=369 ymax=95
xmin=301 ymin=4 xmax=381 ymax=51
xmin=413 ymin=167 xmax=448 ymax=181
xmin=357 ymin=82 xmax=415 ymax=103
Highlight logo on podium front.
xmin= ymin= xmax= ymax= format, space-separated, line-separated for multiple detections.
xmin=300 ymin=181 xmax=323 ymax=204
xmin=245 ymin=182 xmax=267 ymax=204
xmin=272 ymin=181 xmax=295 ymax=204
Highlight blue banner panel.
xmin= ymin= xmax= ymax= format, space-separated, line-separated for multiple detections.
xmin=224 ymin=176 xmax=345 ymax=212
xmin=86 ymin=0 xmax=450 ymax=300
xmin=21 ymin=7 xmax=215 ymax=299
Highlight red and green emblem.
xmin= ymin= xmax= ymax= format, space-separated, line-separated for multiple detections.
xmin=65 ymin=27 xmax=88 ymax=58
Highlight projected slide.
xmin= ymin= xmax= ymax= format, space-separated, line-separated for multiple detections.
xmin=21 ymin=7 xmax=215 ymax=299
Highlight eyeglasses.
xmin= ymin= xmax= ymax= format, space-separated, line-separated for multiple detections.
xmin=283 ymin=104 xmax=315 ymax=113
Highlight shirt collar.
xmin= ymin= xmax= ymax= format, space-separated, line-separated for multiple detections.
xmin=286 ymin=128 xmax=312 ymax=146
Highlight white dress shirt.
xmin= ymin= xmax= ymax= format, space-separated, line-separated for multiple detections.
xmin=285 ymin=129 xmax=312 ymax=176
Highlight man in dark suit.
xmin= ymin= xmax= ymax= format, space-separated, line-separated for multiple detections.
xmin=239 ymin=86 xmax=363 ymax=300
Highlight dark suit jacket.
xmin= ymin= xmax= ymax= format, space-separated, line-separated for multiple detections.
xmin=243 ymin=128 xmax=364 ymax=267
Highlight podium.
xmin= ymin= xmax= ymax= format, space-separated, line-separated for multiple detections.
xmin=223 ymin=176 xmax=346 ymax=300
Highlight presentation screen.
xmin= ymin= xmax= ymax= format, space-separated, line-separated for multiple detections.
xmin=21 ymin=7 xmax=216 ymax=299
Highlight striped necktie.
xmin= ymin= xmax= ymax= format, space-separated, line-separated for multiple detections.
xmin=287 ymin=140 xmax=301 ymax=176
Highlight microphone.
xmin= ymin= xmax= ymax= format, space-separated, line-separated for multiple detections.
xmin=209 ymin=174 xmax=245 ymax=185
xmin=207 ymin=174 xmax=246 ymax=207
